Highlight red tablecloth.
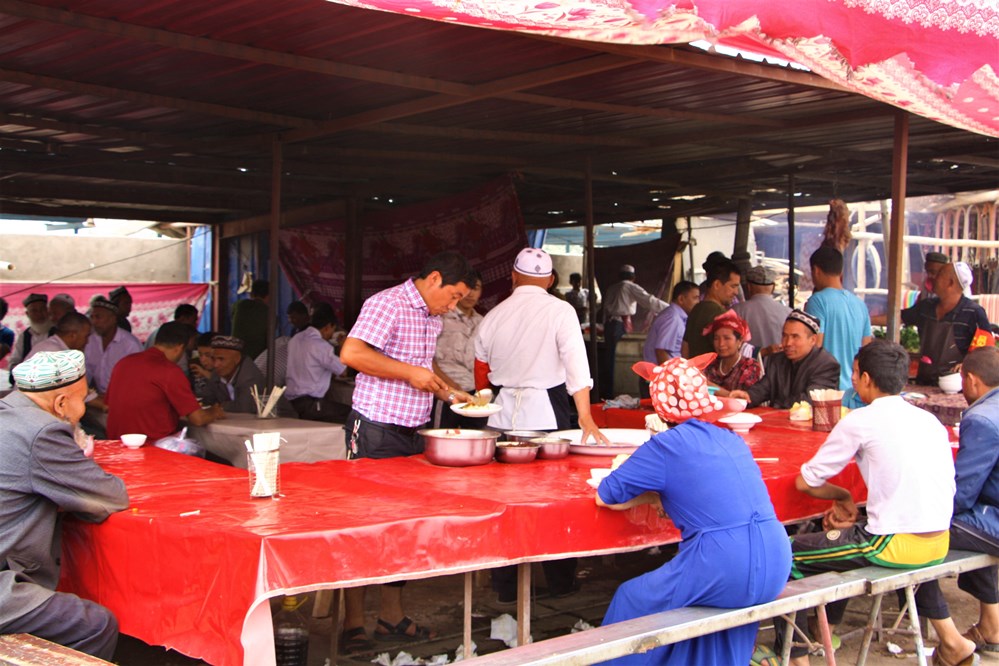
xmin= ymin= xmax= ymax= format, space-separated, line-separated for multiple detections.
xmin=58 ymin=423 xmax=867 ymax=666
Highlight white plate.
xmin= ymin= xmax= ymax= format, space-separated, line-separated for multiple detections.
xmin=552 ymin=428 xmax=649 ymax=456
xmin=450 ymin=402 xmax=502 ymax=417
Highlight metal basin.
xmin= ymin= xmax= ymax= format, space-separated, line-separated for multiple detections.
xmin=495 ymin=441 xmax=539 ymax=464
xmin=419 ymin=429 xmax=500 ymax=467
xmin=531 ymin=437 xmax=571 ymax=460
xmin=503 ymin=430 xmax=547 ymax=443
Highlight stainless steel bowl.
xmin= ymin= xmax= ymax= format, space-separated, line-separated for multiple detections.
xmin=531 ymin=437 xmax=571 ymax=460
xmin=419 ymin=429 xmax=500 ymax=467
xmin=503 ymin=430 xmax=547 ymax=443
xmin=495 ymin=441 xmax=539 ymax=464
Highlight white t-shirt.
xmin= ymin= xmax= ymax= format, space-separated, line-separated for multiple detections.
xmin=800 ymin=395 xmax=955 ymax=535
xmin=475 ymin=285 xmax=592 ymax=430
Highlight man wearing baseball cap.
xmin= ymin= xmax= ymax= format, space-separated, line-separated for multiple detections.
xmin=733 ymin=265 xmax=791 ymax=351
xmin=0 ymin=350 xmax=128 ymax=659
xmin=475 ymin=247 xmax=608 ymax=604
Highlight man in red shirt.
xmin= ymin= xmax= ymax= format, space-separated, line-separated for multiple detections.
xmin=106 ymin=322 xmax=223 ymax=443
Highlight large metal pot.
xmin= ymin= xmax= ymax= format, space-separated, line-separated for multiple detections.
xmin=419 ymin=429 xmax=500 ymax=467
xmin=503 ymin=430 xmax=546 ymax=443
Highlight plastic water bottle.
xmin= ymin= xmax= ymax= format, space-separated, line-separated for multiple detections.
xmin=274 ymin=595 xmax=309 ymax=666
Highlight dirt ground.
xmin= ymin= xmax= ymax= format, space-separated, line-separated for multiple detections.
xmin=114 ymin=548 xmax=996 ymax=666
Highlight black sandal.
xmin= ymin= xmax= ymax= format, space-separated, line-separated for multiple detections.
xmin=340 ymin=626 xmax=373 ymax=652
xmin=374 ymin=616 xmax=436 ymax=642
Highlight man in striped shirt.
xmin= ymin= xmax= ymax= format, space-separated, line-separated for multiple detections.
xmin=338 ymin=251 xmax=477 ymax=649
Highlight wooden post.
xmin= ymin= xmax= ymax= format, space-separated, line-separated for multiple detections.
xmin=266 ymin=138 xmax=282 ymax=387
xmin=584 ymin=158 xmax=599 ymax=398
xmin=686 ymin=216 xmax=695 ymax=282
xmin=887 ymin=112 xmax=909 ymax=343
xmin=343 ymin=197 xmax=363 ymax=329
xmin=787 ymin=174 xmax=796 ymax=307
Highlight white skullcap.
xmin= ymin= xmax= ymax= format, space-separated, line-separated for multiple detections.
xmin=954 ymin=261 xmax=974 ymax=297
xmin=513 ymin=248 xmax=553 ymax=277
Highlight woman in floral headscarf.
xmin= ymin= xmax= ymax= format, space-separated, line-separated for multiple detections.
xmin=703 ymin=310 xmax=762 ymax=396
xmin=594 ymin=356 xmax=791 ymax=665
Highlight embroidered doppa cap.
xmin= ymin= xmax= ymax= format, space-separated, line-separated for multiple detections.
xmin=955 ymin=261 xmax=974 ymax=297
xmin=641 ymin=354 xmax=745 ymax=424
xmin=619 ymin=264 xmax=636 ymax=274
xmin=210 ymin=335 xmax=244 ymax=351
xmin=513 ymin=248 xmax=553 ymax=277
xmin=745 ymin=265 xmax=775 ymax=285
xmin=22 ymin=293 xmax=48 ymax=307
xmin=786 ymin=309 xmax=821 ymax=335
xmin=925 ymin=252 xmax=950 ymax=265
xmin=702 ymin=310 xmax=752 ymax=342
xmin=109 ymin=286 xmax=131 ymax=302
xmin=51 ymin=293 xmax=75 ymax=308
xmin=13 ymin=350 xmax=86 ymax=392
xmin=90 ymin=296 xmax=119 ymax=315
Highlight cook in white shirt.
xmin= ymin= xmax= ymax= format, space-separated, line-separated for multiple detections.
xmin=474 ymin=248 xmax=607 ymax=443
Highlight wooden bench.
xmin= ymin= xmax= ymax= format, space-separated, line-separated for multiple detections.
xmin=462 ymin=570 xmax=869 ymax=665
xmin=462 ymin=550 xmax=999 ymax=666
xmin=0 ymin=634 xmax=113 ymax=665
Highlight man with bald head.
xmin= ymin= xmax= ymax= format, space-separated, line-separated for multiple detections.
xmin=900 ymin=260 xmax=990 ymax=384
xmin=0 ymin=350 xmax=128 ymax=659
xmin=26 ymin=312 xmax=92 ymax=360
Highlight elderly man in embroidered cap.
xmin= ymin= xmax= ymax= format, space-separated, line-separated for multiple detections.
xmin=198 ymin=335 xmax=288 ymax=416
xmin=106 ymin=321 xmax=223 ymax=444
xmin=108 ymin=285 xmax=133 ymax=332
xmin=730 ymin=309 xmax=840 ymax=409
xmin=0 ymin=350 xmax=128 ymax=659
xmin=475 ymin=247 xmax=608 ymax=604
xmin=597 ymin=355 xmax=791 ymax=665
xmin=48 ymin=293 xmax=76 ymax=330
xmin=601 ymin=263 xmax=670 ymax=398
xmin=7 ymin=293 xmax=54 ymax=382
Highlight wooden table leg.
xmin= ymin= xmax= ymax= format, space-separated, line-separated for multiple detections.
xmin=328 ymin=589 xmax=344 ymax=664
xmin=517 ymin=563 xmax=531 ymax=647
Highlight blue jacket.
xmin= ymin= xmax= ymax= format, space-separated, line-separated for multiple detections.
xmin=953 ymin=386 xmax=999 ymax=543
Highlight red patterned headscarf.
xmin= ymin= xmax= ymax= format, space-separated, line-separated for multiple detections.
xmin=702 ymin=309 xmax=751 ymax=342
xmin=633 ymin=354 xmax=746 ymax=424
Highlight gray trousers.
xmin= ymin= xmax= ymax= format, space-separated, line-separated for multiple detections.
xmin=0 ymin=590 xmax=119 ymax=660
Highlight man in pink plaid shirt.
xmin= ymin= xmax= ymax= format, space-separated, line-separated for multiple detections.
xmin=338 ymin=251 xmax=477 ymax=649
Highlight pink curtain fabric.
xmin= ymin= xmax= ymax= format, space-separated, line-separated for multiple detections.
xmin=279 ymin=176 xmax=528 ymax=317
xmin=330 ymin=0 xmax=999 ymax=137
xmin=0 ymin=282 xmax=210 ymax=366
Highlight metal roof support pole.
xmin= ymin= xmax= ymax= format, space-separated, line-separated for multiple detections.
xmin=584 ymin=157 xmax=599 ymax=399
xmin=344 ymin=197 xmax=362 ymax=330
xmin=787 ymin=174 xmax=796 ymax=307
xmin=266 ymin=138 xmax=282 ymax=387
xmin=733 ymin=198 xmax=753 ymax=274
xmin=887 ymin=112 xmax=909 ymax=343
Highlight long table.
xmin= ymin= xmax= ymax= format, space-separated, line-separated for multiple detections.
xmin=187 ymin=413 xmax=346 ymax=467
xmin=58 ymin=413 xmax=866 ymax=666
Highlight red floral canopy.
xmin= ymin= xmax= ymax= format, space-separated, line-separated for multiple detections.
xmin=329 ymin=0 xmax=999 ymax=137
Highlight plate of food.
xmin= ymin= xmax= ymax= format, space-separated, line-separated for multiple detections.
xmin=450 ymin=402 xmax=502 ymax=417
xmin=552 ymin=428 xmax=649 ymax=456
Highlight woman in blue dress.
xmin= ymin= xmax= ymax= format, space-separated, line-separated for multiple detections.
xmin=595 ymin=355 xmax=792 ymax=665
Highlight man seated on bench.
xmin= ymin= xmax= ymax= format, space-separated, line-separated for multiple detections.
xmin=0 ymin=351 xmax=129 ymax=660
xmin=914 ymin=345 xmax=999 ymax=666
xmin=774 ymin=340 xmax=956 ymax=665
xmin=596 ymin=355 xmax=792 ymax=665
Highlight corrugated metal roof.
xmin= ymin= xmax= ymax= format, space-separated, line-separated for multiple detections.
xmin=0 ymin=0 xmax=995 ymax=233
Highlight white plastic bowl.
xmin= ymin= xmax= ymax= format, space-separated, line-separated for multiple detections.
xmin=121 ymin=433 xmax=147 ymax=449
xmin=938 ymin=373 xmax=962 ymax=395
xmin=718 ymin=412 xmax=763 ymax=433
